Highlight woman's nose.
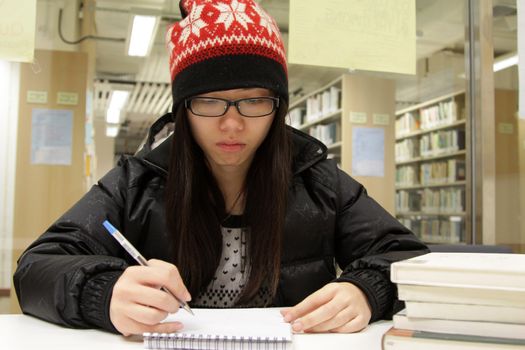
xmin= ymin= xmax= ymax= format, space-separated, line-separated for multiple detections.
xmin=219 ymin=104 xmax=245 ymax=130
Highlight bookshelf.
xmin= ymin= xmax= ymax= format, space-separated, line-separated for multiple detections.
xmin=288 ymin=77 xmax=344 ymax=163
xmin=288 ymin=74 xmax=396 ymax=214
xmin=394 ymin=91 xmax=468 ymax=244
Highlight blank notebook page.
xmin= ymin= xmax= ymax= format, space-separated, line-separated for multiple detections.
xmin=155 ymin=308 xmax=291 ymax=339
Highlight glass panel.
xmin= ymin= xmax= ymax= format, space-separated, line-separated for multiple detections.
xmin=492 ymin=0 xmax=523 ymax=252
xmin=394 ymin=0 xmax=469 ymax=245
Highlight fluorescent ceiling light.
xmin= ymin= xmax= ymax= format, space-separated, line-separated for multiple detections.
xmin=106 ymin=125 xmax=120 ymax=138
xmin=493 ymin=52 xmax=518 ymax=72
xmin=127 ymin=15 xmax=159 ymax=57
xmin=106 ymin=108 xmax=122 ymax=124
xmin=106 ymin=90 xmax=130 ymax=124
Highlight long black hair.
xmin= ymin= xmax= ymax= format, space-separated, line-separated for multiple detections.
xmin=165 ymin=97 xmax=292 ymax=304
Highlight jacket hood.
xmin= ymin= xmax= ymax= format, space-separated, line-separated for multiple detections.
xmin=136 ymin=113 xmax=328 ymax=176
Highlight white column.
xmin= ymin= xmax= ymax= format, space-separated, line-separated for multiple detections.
xmin=0 ymin=60 xmax=20 ymax=289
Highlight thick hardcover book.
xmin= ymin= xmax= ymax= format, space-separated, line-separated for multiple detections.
xmin=404 ymin=301 xmax=525 ymax=323
xmin=390 ymin=252 xmax=525 ymax=290
xmin=397 ymin=284 xmax=525 ymax=308
xmin=393 ymin=309 xmax=525 ymax=340
xmin=382 ymin=327 xmax=525 ymax=350
xmin=143 ymin=308 xmax=291 ymax=349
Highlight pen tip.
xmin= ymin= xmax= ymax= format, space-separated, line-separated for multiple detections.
xmin=185 ymin=305 xmax=195 ymax=316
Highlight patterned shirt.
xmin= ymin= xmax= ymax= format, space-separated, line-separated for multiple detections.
xmin=192 ymin=215 xmax=272 ymax=308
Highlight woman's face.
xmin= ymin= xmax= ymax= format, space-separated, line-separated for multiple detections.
xmin=187 ymin=88 xmax=276 ymax=175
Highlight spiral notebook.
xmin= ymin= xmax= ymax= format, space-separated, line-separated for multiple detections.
xmin=143 ymin=308 xmax=292 ymax=349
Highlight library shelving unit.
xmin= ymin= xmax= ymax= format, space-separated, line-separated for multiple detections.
xmin=394 ymin=91 xmax=468 ymax=244
xmin=288 ymin=77 xmax=343 ymax=161
xmin=288 ymin=74 xmax=396 ymax=214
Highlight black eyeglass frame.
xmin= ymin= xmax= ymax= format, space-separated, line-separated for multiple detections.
xmin=184 ymin=96 xmax=280 ymax=118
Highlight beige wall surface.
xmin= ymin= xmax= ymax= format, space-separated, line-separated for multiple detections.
xmin=10 ymin=49 xmax=88 ymax=312
xmin=341 ymin=74 xmax=396 ymax=214
xmin=494 ymin=90 xmax=520 ymax=249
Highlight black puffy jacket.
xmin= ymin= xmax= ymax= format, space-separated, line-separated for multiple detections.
xmin=14 ymin=113 xmax=428 ymax=333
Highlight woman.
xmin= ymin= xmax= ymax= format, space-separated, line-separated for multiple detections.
xmin=14 ymin=0 xmax=428 ymax=336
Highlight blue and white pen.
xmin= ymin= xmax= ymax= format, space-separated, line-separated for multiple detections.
xmin=103 ymin=220 xmax=194 ymax=316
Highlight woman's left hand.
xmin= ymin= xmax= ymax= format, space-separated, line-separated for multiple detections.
xmin=280 ymin=282 xmax=372 ymax=333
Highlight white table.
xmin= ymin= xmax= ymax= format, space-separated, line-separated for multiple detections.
xmin=0 ymin=314 xmax=392 ymax=349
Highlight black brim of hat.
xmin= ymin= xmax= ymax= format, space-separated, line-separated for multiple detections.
xmin=171 ymin=54 xmax=288 ymax=110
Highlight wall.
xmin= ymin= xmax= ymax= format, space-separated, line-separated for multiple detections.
xmin=341 ymin=74 xmax=396 ymax=214
xmin=519 ymin=117 xmax=525 ymax=252
xmin=35 ymin=0 xmax=79 ymax=52
xmin=93 ymin=117 xmax=116 ymax=180
xmin=0 ymin=61 xmax=20 ymax=296
xmin=10 ymin=49 xmax=88 ymax=312
xmin=494 ymin=89 xmax=520 ymax=249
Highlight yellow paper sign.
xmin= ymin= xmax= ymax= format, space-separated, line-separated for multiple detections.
xmin=497 ymin=122 xmax=514 ymax=134
xmin=0 ymin=0 xmax=37 ymax=62
xmin=289 ymin=0 xmax=416 ymax=75
xmin=57 ymin=92 xmax=79 ymax=106
xmin=350 ymin=112 xmax=367 ymax=124
xmin=373 ymin=113 xmax=390 ymax=126
xmin=27 ymin=90 xmax=48 ymax=104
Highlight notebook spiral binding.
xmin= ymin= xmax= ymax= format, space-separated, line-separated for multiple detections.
xmin=144 ymin=332 xmax=290 ymax=350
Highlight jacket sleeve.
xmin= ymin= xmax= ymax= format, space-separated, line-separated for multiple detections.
xmin=332 ymin=168 xmax=429 ymax=322
xmin=13 ymin=160 xmax=134 ymax=333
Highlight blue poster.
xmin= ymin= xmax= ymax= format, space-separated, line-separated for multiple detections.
xmin=31 ymin=108 xmax=73 ymax=165
xmin=352 ymin=127 xmax=384 ymax=177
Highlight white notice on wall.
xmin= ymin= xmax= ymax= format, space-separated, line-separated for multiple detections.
xmin=289 ymin=0 xmax=416 ymax=74
xmin=518 ymin=0 xmax=524 ymax=119
xmin=0 ymin=0 xmax=37 ymax=62
xmin=352 ymin=127 xmax=384 ymax=177
xmin=31 ymin=109 xmax=73 ymax=165
xmin=350 ymin=112 xmax=368 ymax=124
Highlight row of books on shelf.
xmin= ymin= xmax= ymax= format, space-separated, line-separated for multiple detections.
xmin=383 ymin=252 xmax=525 ymax=349
xmin=288 ymin=86 xmax=341 ymax=128
xmin=307 ymin=122 xmax=339 ymax=146
xmin=287 ymin=108 xmax=304 ymax=129
xmin=398 ymin=217 xmax=464 ymax=244
xmin=396 ymin=111 xmax=420 ymax=136
xmin=396 ymin=99 xmax=461 ymax=136
xmin=395 ymin=129 xmax=465 ymax=161
xmin=420 ymin=100 xmax=460 ymax=130
xmin=420 ymin=160 xmax=465 ymax=185
xmin=396 ymin=188 xmax=465 ymax=213
xmin=420 ymin=129 xmax=465 ymax=157
xmin=396 ymin=159 xmax=466 ymax=187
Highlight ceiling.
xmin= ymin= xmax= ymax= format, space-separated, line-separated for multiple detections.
xmin=37 ymin=0 xmax=519 ymax=154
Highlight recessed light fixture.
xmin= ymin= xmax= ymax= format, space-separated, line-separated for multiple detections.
xmin=493 ymin=52 xmax=518 ymax=72
xmin=106 ymin=124 xmax=120 ymax=138
xmin=106 ymin=90 xmax=130 ymax=124
xmin=126 ymin=13 xmax=159 ymax=57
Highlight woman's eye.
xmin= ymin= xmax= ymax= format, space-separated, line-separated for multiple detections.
xmin=245 ymin=98 xmax=263 ymax=104
xmin=200 ymin=98 xmax=220 ymax=105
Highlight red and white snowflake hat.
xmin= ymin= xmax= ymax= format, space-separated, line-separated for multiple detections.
xmin=166 ymin=0 xmax=288 ymax=109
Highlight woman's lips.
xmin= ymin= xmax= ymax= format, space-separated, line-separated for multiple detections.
xmin=217 ymin=142 xmax=246 ymax=152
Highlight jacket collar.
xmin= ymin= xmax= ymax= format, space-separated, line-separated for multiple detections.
xmin=139 ymin=113 xmax=327 ymax=176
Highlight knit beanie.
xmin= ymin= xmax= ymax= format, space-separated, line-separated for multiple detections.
xmin=166 ymin=0 xmax=288 ymax=110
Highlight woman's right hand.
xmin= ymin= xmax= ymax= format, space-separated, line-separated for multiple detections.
xmin=109 ymin=259 xmax=192 ymax=336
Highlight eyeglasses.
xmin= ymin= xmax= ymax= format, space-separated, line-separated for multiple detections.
xmin=184 ymin=96 xmax=279 ymax=118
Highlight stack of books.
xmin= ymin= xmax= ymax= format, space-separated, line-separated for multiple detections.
xmin=383 ymin=252 xmax=525 ymax=349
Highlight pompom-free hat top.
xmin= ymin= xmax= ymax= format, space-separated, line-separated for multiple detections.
xmin=166 ymin=0 xmax=288 ymax=110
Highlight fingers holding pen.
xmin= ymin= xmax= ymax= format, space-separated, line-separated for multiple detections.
xmin=146 ymin=259 xmax=192 ymax=302
xmin=117 ymin=314 xmax=184 ymax=337
xmin=110 ymin=261 xmax=192 ymax=335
